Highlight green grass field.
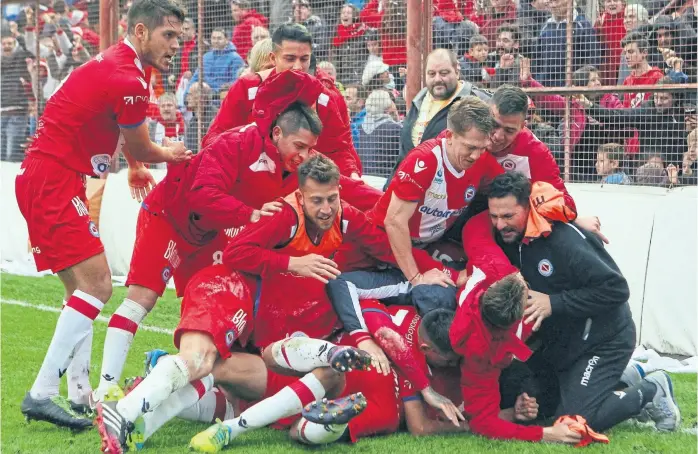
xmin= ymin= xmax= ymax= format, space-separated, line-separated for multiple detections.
xmin=1 ymin=273 xmax=696 ymax=453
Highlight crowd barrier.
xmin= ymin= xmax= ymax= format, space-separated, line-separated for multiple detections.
xmin=2 ymin=163 xmax=696 ymax=356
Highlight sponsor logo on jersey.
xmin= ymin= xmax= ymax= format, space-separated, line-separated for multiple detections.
xmin=434 ymin=168 xmax=444 ymax=184
xmin=427 ymin=224 xmax=445 ymax=235
xmin=538 ymin=259 xmax=554 ymax=277
xmin=123 ymin=95 xmax=149 ymax=105
xmin=464 ymin=185 xmax=476 ymax=202
xmin=426 ymin=190 xmax=447 ymax=199
xmin=580 ymin=356 xmax=600 ymax=386
xmin=161 ymin=266 xmax=172 ymax=282
xmin=91 ymin=154 xmax=111 ymax=176
xmin=419 ymin=205 xmax=463 ymax=219
xmin=414 ymin=159 xmax=427 ymax=174
xmin=501 ymin=159 xmax=516 ymax=171
xmin=397 ymin=171 xmax=424 ymax=190
xmin=88 ymin=221 xmax=100 ymax=238
xmin=249 ymin=152 xmax=277 ymax=173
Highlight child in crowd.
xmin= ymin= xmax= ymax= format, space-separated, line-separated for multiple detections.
xmin=459 ymin=35 xmax=495 ymax=85
xmin=596 ymin=143 xmax=632 ymax=184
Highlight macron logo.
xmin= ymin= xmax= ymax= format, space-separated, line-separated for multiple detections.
xmin=249 ymin=152 xmax=276 ymax=173
xmin=414 ymin=160 xmax=427 ymax=174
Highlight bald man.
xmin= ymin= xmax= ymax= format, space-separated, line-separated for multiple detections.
xmin=386 ymin=49 xmax=491 ymax=188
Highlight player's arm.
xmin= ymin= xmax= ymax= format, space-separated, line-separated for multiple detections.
xmin=462 ymin=211 xmax=519 ymax=280
xmin=318 ymin=98 xmax=362 ymax=178
xmin=121 ymin=146 xmax=156 ymax=202
xmin=119 ymin=123 xmax=191 ymax=164
xmin=384 ymin=193 xmax=421 ymax=282
xmin=528 ymin=142 xmax=576 ymax=212
xmin=404 ymin=399 xmax=470 ymax=436
xmin=202 ymin=77 xmax=253 ymax=148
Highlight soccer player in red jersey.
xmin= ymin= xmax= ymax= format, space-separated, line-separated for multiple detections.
xmin=92 ymin=71 xmax=326 ymax=403
xmin=15 ymin=0 xmax=191 ymax=430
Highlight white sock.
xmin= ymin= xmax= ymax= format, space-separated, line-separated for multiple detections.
xmin=116 ymin=355 xmax=189 ymax=423
xmin=296 ymin=417 xmax=347 ymax=445
xmin=140 ymin=375 xmax=214 ymax=441
xmin=30 ymin=290 xmax=104 ymax=400
xmin=96 ymin=298 xmax=148 ymax=397
xmin=67 ymin=327 xmax=93 ymax=404
xmin=224 ymin=372 xmax=326 ymax=439
xmin=271 ymin=337 xmax=337 ymax=372
xmin=177 ymin=387 xmax=235 ymax=423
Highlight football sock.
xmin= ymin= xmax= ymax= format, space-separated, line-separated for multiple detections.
xmin=224 ymin=372 xmax=326 ymax=439
xmin=177 ymin=387 xmax=234 ymax=423
xmin=95 ymin=298 xmax=148 ymax=398
xmin=30 ymin=290 xmax=104 ymax=400
xmin=270 ymin=337 xmax=337 ymax=372
xmin=295 ymin=418 xmax=348 ymax=445
xmin=141 ymin=375 xmax=214 ymax=441
xmin=116 ymin=354 xmax=189 ymax=423
xmin=67 ymin=325 xmax=93 ymax=405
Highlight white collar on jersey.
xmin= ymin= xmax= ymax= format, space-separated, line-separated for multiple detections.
xmin=441 ymin=138 xmax=465 ymax=178
xmin=123 ymin=37 xmax=145 ymax=75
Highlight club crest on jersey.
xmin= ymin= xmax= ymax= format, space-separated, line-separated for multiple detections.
xmin=501 ymin=159 xmax=516 ymax=171
xmin=225 ymin=329 xmax=236 ymax=347
xmin=464 ymin=185 xmax=476 ymax=202
xmin=161 ymin=266 xmax=172 ymax=282
xmin=91 ymin=154 xmax=111 ymax=176
xmin=414 ymin=160 xmax=427 ymax=174
xmin=88 ymin=221 xmax=100 ymax=238
xmin=538 ymin=259 xmax=554 ymax=277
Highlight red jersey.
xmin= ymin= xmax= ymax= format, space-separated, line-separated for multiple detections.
xmin=369 ymin=137 xmax=502 ymax=246
xmin=490 ymin=127 xmax=576 ymax=211
xmin=203 ymin=70 xmax=362 ymax=176
xmin=144 ymin=123 xmax=297 ymax=247
xmin=622 ymin=67 xmax=664 ymax=108
xmin=28 ymin=39 xmax=150 ymax=176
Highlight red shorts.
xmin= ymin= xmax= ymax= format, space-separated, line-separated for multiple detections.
xmin=15 ymin=155 xmax=104 ymax=272
xmin=125 ymin=208 xmax=237 ymax=297
xmin=174 ymin=265 xmax=257 ymax=358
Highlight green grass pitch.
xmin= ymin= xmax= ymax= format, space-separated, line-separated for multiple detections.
xmin=1 ymin=273 xmax=696 ymax=453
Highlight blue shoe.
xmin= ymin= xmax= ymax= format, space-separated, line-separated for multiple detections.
xmin=144 ymin=349 xmax=169 ymax=377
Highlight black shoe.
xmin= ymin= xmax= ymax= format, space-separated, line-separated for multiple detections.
xmin=21 ymin=392 xmax=93 ymax=431
xmin=302 ymin=393 xmax=368 ymax=425
xmin=70 ymin=400 xmax=95 ymax=418
xmin=96 ymin=400 xmax=134 ymax=453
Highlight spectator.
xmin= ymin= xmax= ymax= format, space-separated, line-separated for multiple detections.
xmin=1 ymin=29 xmax=31 ymax=162
xmin=386 ymin=48 xmax=490 ymax=186
xmin=364 ymin=26 xmax=382 ymax=65
xmin=344 ymin=83 xmax=368 ymax=146
xmin=291 ymin=0 xmax=329 ymax=60
xmin=151 ymin=93 xmax=185 ymax=145
xmin=596 ymin=143 xmax=632 ymax=184
xmin=184 ymin=81 xmax=215 ymax=153
xmin=168 ymin=18 xmax=198 ymax=90
xmin=620 ymin=31 xmax=665 ymax=108
xmin=634 ymin=153 xmax=672 ymax=186
xmin=58 ymin=43 xmax=90 ymax=80
xmin=331 ymin=3 xmax=368 ymax=84
xmin=357 ymin=89 xmax=401 ymax=177
xmin=534 ymin=0 xmax=601 ymax=87
xmin=471 ymin=0 xmax=517 ymax=44
xmin=617 ymin=4 xmax=650 ymax=84
xmin=218 ymin=82 xmax=233 ymax=105
xmin=361 ymin=60 xmax=396 ymax=93
xmin=245 ymin=37 xmax=274 ymax=73
xmin=360 ymin=0 xmax=407 ymax=81
xmin=595 ymin=0 xmax=626 ymax=84
xmin=433 ymin=1 xmax=478 ymax=55
xmin=231 ymin=0 xmax=268 ymax=60
xmin=681 ymin=128 xmax=697 ymax=184
xmin=517 ymin=0 xmax=550 ymax=54
xmin=490 ymin=23 xmax=524 ymax=88
xmin=251 ymin=25 xmax=269 ymax=46
xmin=459 ymin=34 xmax=494 ymax=86
xmin=271 ymin=0 xmax=294 ymax=33
xmin=189 ymin=28 xmax=244 ymax=94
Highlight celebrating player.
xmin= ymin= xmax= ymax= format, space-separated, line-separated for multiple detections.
xmin=92 ymin=70 xmax=325 ymax=404
xmin=16 ymin=0 xmax=190 ymax=430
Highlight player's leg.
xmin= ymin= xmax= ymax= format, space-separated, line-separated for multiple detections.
xmin=94 ymin=209 xmax=176 ymax=401
xmin=263 ymin=335 xmax=372 ymax=375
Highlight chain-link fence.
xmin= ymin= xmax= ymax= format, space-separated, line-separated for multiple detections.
xmin=2 ymin=0 xmax=696 ymax=185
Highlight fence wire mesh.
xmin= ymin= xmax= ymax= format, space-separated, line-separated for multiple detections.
xmin=1 ymin=0 xmax=696 ymax=185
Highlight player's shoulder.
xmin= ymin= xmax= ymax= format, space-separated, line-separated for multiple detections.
xmin=402 ymin=139 xmax=442 ymax=168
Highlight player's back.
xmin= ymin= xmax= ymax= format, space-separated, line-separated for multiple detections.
xmin=28 ymin=39 xmax=150 ymax=176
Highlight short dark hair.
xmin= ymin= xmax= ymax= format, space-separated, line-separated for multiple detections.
xmin=275 ymin=101 xmax=323 ymax=137
xmin=469 ymin=34 xmax=488 ymax=49
xmin=598 ymin=143 xmax=625 ymax=162
xmin=573 ymin=65 xmax=599 ymax=87
xmin=1 ymin=28 xmax=15 ymax=40
xmin=211 ymin=27 xmax=227 ymax=37
xmin=447 ymin=96 xmax=495 ymax=136
xmin=345 ymin=83 xmax=368 ymax=100
xmin=496 ymin=23 xmax=521 ymax=43
xmin=272 ymin=24 xmax=313 ymax=50
xmin=480 ymin=274 xmax=527 ymax=329
xmin=230 ymin=0 xmax=250 ymax=8
xmin=486 ymin=171 xmax=531 ymax=206
xmin=621 ymin=31 xmax=649 ymax=53
xmin=127 ymin=0 xmax=186 ymax=34
xmin=298 ymin=154 xmax=341 ymax=187
xmin=54 ymin=0 xmax=68 ymax=14
xmin=420 ymin=309 xmax=456 ymax=355
xmin=492 ymin=84 xmax=529 ymax=117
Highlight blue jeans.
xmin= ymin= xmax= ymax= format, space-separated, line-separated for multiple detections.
xmin=1 ymin=114 xmax=28 ymax=161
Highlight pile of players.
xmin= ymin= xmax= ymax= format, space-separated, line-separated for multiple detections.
xmin=15 ymin=0 xmax=681 ymax=453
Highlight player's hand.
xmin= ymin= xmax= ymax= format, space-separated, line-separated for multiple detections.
xmin=519 ymin=56 xmax=531 ymax=82
xmin=575 ymin=215 xmax=609 ymax=244
xmin=414 ymin=268 xmax=455 ymax=288
xmin=542 ymin=422 xmax=582 ymax=444
xmin=514 ymin=393 xmax=539 ymax=422
xmin=250 ymin=201 xmax=284 ymax=223
xmin=127 ymin=164 xmax=156 ymax=202
xmin=162 ymin=137 xmax=193 ymax=163
xmin=182 ymin=70 xmax=193 ymax=80
xmin=357 ymin=338 xmax=390 ymax=376
xmin=288 ymin=254 xmax=340 ymax=284
xmin=456 ymin=268 xmax=469 ymax=287
xmin=524 ymin=290 xmax=552 ymax=332
xmin=350 ymin=172 xmax=361 ymax=181
xmin=422 ymin=386 xmax=465 ymax=427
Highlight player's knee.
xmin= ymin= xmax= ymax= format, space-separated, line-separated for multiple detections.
xmin=179 ymin=333 xmax=219 ymax=380
xmin=126 ymin=285 xmax=159 ymax=312
xmin=312 ymin=368 xmax=345 ymax=397
xmin=87 ymin=270 xmax=113 ymax=303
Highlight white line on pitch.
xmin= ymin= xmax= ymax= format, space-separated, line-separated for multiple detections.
xmin=0 ymin=298 xmax=174 ymax=335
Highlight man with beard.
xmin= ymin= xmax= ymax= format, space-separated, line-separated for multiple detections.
xmin=489 ymin=23 xmax=525 ymax=88
xmin=386 ymin=48 xmax=490 ymax=189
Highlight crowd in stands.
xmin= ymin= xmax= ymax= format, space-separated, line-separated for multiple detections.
xmin=1 ymin=0 xmax=697 ymax=186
